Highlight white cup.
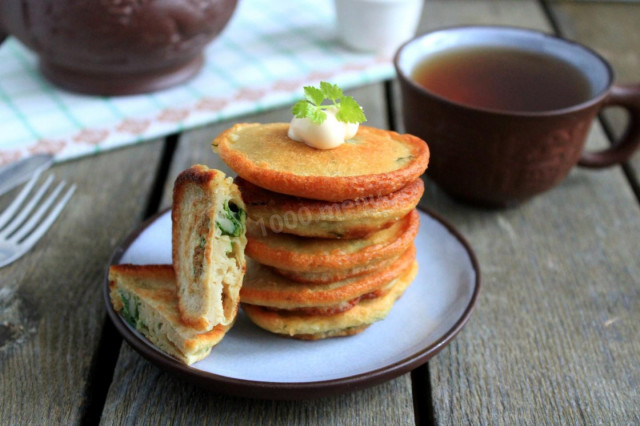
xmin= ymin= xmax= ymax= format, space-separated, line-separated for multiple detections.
xmin=334 ymin=0 xmax=423 ymax=54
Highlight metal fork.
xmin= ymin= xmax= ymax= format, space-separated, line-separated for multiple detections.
xmin=0 ymin=169 xmax=76 ymax=268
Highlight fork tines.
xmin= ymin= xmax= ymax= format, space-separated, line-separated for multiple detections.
xmin=0 ymin=169 xmax=75 ymax=268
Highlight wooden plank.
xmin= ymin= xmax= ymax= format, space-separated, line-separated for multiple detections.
xmin=103 ymin=346 xmax=414 ymax=425
xmin=548 ymin=1 xmax=640 ymax=188
xmin=101 ymin=84 xmax=416 ymax=425
xmin=393 ymin=1 xmax=640 ymax=424
xmin=0 ymin=142 xmax=163 ymax=424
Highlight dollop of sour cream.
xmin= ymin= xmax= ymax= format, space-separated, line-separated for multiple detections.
xmin=288 ymin=107 xmax=359 ymax=149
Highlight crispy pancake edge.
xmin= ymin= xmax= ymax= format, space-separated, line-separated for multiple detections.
xmin=238 ymin=178 xmax=424 ymax=238
xmin=273 ymin=249 xmax=404 ymax=284
xmin=241 ymin=260 xmax=418 ymax=338
xmin=240 ymin=245 xmax=416 ymax=309
xmin=214 ymin=123 xmax=429 ymax=202
xmin=246 ymin=210 xmax=419 ymax=272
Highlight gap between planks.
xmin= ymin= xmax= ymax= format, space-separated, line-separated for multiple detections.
xmin=79 ymin=133 xmax=180 ymax=425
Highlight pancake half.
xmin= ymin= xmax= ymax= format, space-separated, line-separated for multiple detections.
xmin=213 ymin=123 xmax=429 ymax=202
xmin=246 ymin=210 xmax=419 ymax=280
xmin=172 ymin=165 xmax=247 ymax=331
xmin=237 ymin=177 xmax=424 ymax=239
xmin=240 ymin=245 xmax=415 ymax=310
xmin=242 ymin=260 xmax=418 ymax=339
xmin=108 ymin=264 xmax=233 ymax=365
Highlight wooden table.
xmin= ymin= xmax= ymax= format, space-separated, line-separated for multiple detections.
xmin=2 ymin=1 xmax=638 ymax=424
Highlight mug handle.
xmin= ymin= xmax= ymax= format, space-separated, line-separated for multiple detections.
xmin=578 ymin=84 xmax=640 ymax=168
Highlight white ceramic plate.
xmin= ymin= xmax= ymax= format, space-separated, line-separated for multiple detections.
xmin=104 ymin=208 xmax=480 ymax=399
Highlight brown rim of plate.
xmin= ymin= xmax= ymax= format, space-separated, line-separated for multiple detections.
xmin=103 ymin=205 xmax=481 ymax=400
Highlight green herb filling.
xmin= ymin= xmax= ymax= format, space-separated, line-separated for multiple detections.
xmin=216 ymin=201 xmax=246 ymax=237
xmin=119 ymin=290 xmax=144 ymax=329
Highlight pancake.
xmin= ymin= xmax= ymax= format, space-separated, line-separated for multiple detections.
xmin=241 ymin=260 xmax=418 ymax=339
xmin=274 ymin=249 xmax=404 ymax=284
xmin=258 ymin=267 xmax=401 ymax=316
xmin=240 ymin=245 xmax=415 ymax=310
xmin=245 ymin=209 xmax=419 ymax=276
xmin=213 ymin=123 xmax=429 ymax=202
xmin=236 ymin=177 xmax=424 ymax=239
xmin=108 ymin=264 xmax=234 ymax=365
xmin=172 ymin=165 xmax=247 ymax=331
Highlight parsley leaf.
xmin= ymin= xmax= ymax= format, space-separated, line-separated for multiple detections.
xmin=292 ymin=100 xmax=312 ymax=118
xmin=304 ymin=86 xmax=325 ymax=106
xmin=320 ymin=82 xmax=344 ymax=101
xmin=336 ymin=96 xmax=367 ymax=124
xmin=292 ymin=81 xmax=366 ymax=125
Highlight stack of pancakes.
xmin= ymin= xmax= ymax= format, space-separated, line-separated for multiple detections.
xmin=214 ymin=123 xmax=429 ymax=340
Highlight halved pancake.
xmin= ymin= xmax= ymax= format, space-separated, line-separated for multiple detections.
xmin=240 ymin=245 xmax=415 ymax=310
xmin=245 ymin=210 xmax=419 ymax=278
xmin=242 ymin=260 xmax=418 ymax=339
xmin=213 ymin=123 xmax=429 ymax=202
xmin=108 ymin=264 xmax=233 ymax=365
xmin=236 ymin=177 xmax=423 ymax=239
xmin=172 ymin=165 xmax=247 ymax=331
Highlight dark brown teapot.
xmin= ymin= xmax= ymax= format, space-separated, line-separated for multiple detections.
xmin=0 ymin=0 xmax=238 ymax=95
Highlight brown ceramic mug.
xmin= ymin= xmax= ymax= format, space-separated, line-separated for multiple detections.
xmin=394 ymin=26 xmax=640 ymax=207
xmin=0 ymin=0 xmax=238 ymax=96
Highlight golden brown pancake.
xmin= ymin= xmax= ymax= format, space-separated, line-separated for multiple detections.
xmin=245 ymin=210 xmax=419 ymax=279
xmin=274 ymin=249 xmax=404 ymax=284
xmin=241 ymin=260 xmax=418 ymax=339
xmin=236 ymin=177 xmax=423 ymax=239
xmin=258 ymin=268 xmax=400 ymax=316
xmin=213 ymin=123 xmax=429 ymax=202
xmin=108 ymin=264 xmax=234 ymax=365
xmin=172 ymin=165 xmax=247 ymax=331
xmin=240 ymin=245 xmax=415 ymax=310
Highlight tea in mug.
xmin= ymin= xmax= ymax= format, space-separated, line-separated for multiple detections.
xmin=411 ymin=47 xmax=592 ymax=112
